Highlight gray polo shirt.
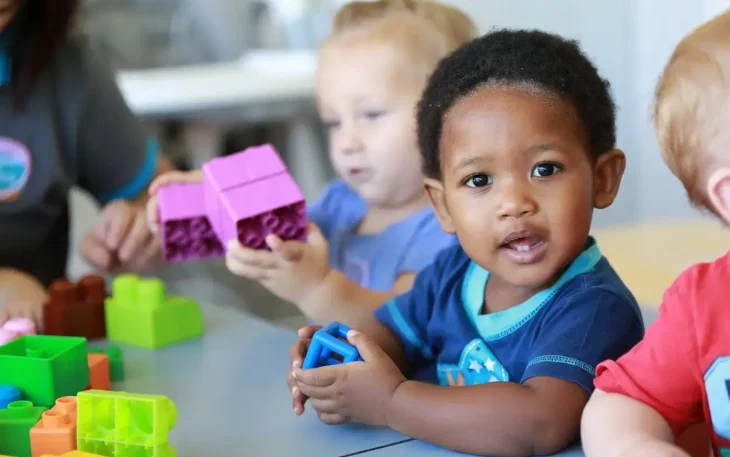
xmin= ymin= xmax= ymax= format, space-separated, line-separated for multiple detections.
xmin=0 ymin=35 xmax=158 ymax=286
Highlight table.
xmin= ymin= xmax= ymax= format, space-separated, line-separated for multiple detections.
xmin=97 ymin=302 xmax=584 ymax=457
xmin=364 ymin=440 xmax=585 ymax=457
xmin=592 ymin=219 xmax=730 ymax=308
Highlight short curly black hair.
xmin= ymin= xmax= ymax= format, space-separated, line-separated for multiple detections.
xmin=417 ymin=29 xmax=617 ymax=179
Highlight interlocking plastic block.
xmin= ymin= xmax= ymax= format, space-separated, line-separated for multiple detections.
xmin=39 ymin=452 xmax=107 ymax=457
xmin=202 ymin=144 xmax=307 ymax=249
xmin=30 ymin=397 xmax=78 ymax=457
xmin=88 ymin=347 xmax=124 ymax=382
xmin=77 ymin=390 xmax=177 ymax=457
xmin=87 ymin=355 xmax=110 ymax=391
xmin=0 ymin=336 xmax=90 ymax=408
xmin=43 ymin=276 xmax=106 ymax=340
xmin=158 ymin=182 xmax=225 ymax=263
xmin=104 ymin=275 xmax=203 ymax=349
xmin=0 ymin=385 xmax=20 ymax=408
xmin=302 ymin=322 xmax=362 ymax=369
xmin=0 ymin=400 xmax=48 ymax=457
xmin=0 ymin=317 xmax=37 ymax=345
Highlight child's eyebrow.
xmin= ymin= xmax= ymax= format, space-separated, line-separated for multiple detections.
xmin=453 ymin=156 xmax=485 ymax=172
xmin=526 ymin=143 xmax=562 ymax=154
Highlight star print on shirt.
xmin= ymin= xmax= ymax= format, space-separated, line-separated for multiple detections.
xmin=437 ymin=339 xmax=510 ymax=386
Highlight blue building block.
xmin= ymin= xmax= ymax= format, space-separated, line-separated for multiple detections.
xmin=0 ymin=386 xmax=20 ymax=408
xmin=302 ymin=322 xmax=362 ymax=369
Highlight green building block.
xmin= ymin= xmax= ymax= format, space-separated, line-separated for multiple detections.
xmin=89 ymin=346 xmax=125 ymax=381
xmin=0 ymin=336 xmax=90 ymax=408
xmin=77 ymin=390 xmax=177 ymax=457
xmin=104 ymin=275 xmax=203 ymax=350
xmin=0 ymin=400 xmax=48 ymax=457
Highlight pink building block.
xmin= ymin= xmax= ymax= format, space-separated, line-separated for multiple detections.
xmin=0 ymin=317 xmax=36 ymax=345
xmin=202 ymin=144 xmax=307 ymax=249
xmin=158 ymin=182 xmax=225 ymax=262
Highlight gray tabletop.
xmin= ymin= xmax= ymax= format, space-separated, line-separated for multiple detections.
xmin=364 ymin=440 xmax=584 ymax=456
xmin=93 ymin=302 xmax=585 ymax=457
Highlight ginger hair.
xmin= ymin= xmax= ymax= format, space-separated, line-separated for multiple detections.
xmin=654 ymin=10 xmax=730 ymax=212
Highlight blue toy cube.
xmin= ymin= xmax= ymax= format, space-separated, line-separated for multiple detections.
xmin=302 ymin=322 xmax=362 ymax=369
xmin=0 ymin=386 xmax=20 ymax=408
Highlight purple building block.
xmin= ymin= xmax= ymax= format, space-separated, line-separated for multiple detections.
xmin=158 ymin=182 xmax=225 ymax=262
xmin=202 ymin=144 xmax=307 ymax=249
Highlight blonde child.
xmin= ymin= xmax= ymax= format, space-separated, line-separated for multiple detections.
xmin=582 ymin=11 xmax=730 ymax=457
xmin=286 ymin=29 xmax=645 ymax=456
xmin=147 ymin=0 xmax=477 ymax=323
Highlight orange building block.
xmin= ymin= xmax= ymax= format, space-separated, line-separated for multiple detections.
xmin=30 ymin=396 xmax=78 ymax=457
xmin=87 ymin=354 xmax=110 ymax=391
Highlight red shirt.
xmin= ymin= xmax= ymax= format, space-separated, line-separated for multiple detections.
xmin=595 ymin=250 xmax=730 ymax=456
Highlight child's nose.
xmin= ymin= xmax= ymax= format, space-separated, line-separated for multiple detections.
xmin=336 ymin=124 xmax=364 ymax=155
xmin=496 ymin=182 xmax=537 ymax=218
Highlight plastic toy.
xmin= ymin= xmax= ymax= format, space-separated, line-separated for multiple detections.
xmin=43 ymin=276 xmax=106 ymax=340
xmin=0 ymin=336 xmax=90 ymax=408
xmin=202 ymin=144 xmax=307 ymax=249
xmin=302 ymin=322 xmax=363 ymax=369
xmin=86 ymin=355 xmax=110 ymax=391
xmin=0 ymin=317 xmax=37 ymax=346
xmin=0 ymin=400 xmax=48 ymax=457
xmin=105 ymin=275 xmax=203 ymax=349
xmin=88 ymin=347 xmax=124 ymax=382
xmin=157 ymin=182 xmax=225 ymax=262
xmin=77 ymin=390 xmax=177 ymax=457
xmin=30 ymin=396 xmax=77 ymax=457
xmin=0 ymin=385 xmax=20 ymax=408
xmin=38 ymin=452 xmax=107 ymax=457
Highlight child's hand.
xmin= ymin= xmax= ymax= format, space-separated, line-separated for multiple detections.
xmin=292 ymin=329 xmax=406 ymax=426
xmin=226 ymin=222 xmax=331 ymax=304
xmin=287 ymin=325 xmax=321 ymax=415
xmin=146 ymin=170 xmax=204 ymax=234
xmin=82 ymin=200 xmax=160 ymax=272
xmin=0 ymin=268 xmax=48 ymax=330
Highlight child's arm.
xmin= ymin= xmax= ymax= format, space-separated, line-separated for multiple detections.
xmin=582 ymin=390 xmax=690 ymax=457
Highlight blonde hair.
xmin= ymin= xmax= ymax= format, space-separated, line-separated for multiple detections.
xmin=654 ymin=10 xmax=730 ymax=212
xmin=323 ymin=0 xmax=477 ymax=75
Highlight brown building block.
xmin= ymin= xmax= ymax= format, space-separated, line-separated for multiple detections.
xmin=43 ymin=275 xmax=107 ymax=340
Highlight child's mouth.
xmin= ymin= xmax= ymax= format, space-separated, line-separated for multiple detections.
xmin=499 ymin=231 xmax=547 ymax=264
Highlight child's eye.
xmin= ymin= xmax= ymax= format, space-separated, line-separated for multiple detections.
xmin=465 ymin=174 xmax=493 ymax=188
xmin=532 ymin=163 xmax=562 ymax=178
xmin=364 ymin=111 xmax=384 ymax=120
xmin=322 ymin=120 xmax=340 ymax=130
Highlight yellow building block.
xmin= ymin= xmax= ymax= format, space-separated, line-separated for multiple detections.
xmin=39 ymin=452 xmax=108 ymax=457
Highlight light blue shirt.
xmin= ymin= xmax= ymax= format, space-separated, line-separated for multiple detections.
xmin=308 ymin=179 xmax=456 ymax=292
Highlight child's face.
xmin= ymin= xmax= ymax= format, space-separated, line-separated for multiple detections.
xmin=316 ymin=39 xmax=426 ymax=207
xmin=427 ymin=85 xmax=624 ymax=290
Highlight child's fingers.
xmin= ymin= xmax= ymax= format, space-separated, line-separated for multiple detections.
xmin=118 ymin=212 xmax=150 ymax=263
xmin=80 ymin=232 xmax=114 ymax=270
xmin=146 ymin=196 xmax=161 ymax=234
xmin=99 ymin=202 xmax=135 ymax=251
xmin=225 ymin=256 xmax=269 ymax=281
xmin=290 ymin=338 xmax=312 ymax=368
xmin=316 ymin=411 xmax=348 ymax=426
xmin=267 ymin=235 xmax=304 ymax=262
xmin=148 ymin=171 xmax=203 ymax=195
xmin=297 ymin=325 xmax=321 ymax=339
xmin=226 ymin=241 xmax=279 ymax=269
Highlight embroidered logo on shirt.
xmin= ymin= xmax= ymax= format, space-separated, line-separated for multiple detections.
xmin=0 ymin=138 xmax=31 ymax=202
xmin=437 ymin=339 xmax=510 ymax=386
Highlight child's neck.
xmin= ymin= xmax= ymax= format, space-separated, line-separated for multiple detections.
xmin=357 ymin=192 xmax=430 ymax=235
xmin=481 ymin=269 xmax=564 ymax=315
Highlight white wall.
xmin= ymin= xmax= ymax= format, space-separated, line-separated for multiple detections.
xmin=441 ymin=0 xmax=730 ymax=226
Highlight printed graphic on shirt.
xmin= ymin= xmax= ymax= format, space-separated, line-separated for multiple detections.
xmin=437 ymin=339 xmax=510 ymax=386
xmin=0 ymin=138 xmax=31 ymax=202
xmin=704 ymin=356 xmax=730 ymax=453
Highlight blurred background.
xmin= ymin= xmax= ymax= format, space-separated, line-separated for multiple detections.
xmin=68 ymin=0 xmax=730 ymax=326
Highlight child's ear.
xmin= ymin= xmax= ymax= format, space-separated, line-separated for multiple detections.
xmin=707 ymin=167 xmax=730 ymax=224
xmin=593 ymin=149 xmax=626 ymax=209
xmin=424 ymin=178 xmax=456 ymax=234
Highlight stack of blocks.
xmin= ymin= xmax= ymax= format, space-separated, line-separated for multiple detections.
xmin=104 ymin=275 xmax=203 ymax=349
xmin=158 ymin=144 xmax=307 ymax=262
xmin=44 ymin=276 xmax=107 ymax=341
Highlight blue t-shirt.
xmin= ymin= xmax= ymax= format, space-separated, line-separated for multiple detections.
xmin=308 ymin=179 xmax=456 ymax=292
xmin=374 ymin=238 xmax=645 ymax=392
